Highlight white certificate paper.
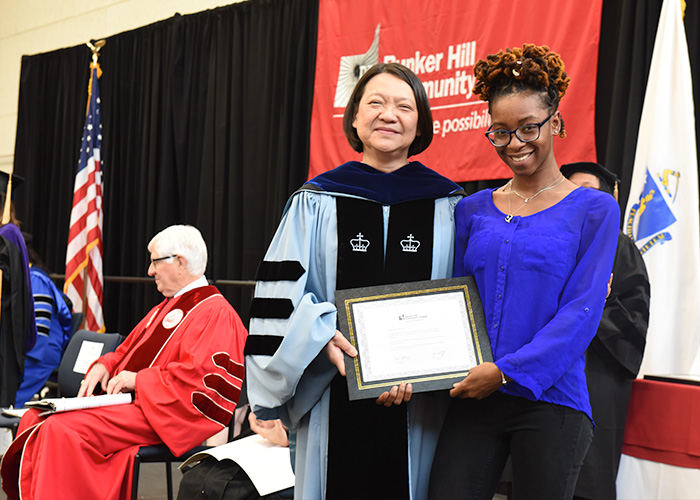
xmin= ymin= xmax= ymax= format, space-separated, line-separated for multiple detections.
xmin=354 ymin=291 xmax=476 ymax=382
xmin=336 ymin=277 xmax=492 ymax=400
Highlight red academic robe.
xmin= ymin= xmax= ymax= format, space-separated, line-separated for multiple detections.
xmin=0 ymin=286 xmax=247 ymax=500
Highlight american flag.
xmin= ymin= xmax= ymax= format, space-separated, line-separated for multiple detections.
xmin=64 ymin=63 xmax=105 ymax=332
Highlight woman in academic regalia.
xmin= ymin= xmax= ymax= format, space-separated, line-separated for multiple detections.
xmin=245 ymin=63 xmax=464 ymax=500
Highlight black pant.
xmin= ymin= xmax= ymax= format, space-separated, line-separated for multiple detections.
xmin=428 ymin=392 xmax=593 ymax=500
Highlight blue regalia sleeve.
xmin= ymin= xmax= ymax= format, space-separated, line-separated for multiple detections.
xmin=245 ymin=191 xmax=339 ymax=427
xmin=30 ymin=271 xmax=54 ymax=340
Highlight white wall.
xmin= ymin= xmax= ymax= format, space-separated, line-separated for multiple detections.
xmin=0 ymin=0 xmax=244 ymax=170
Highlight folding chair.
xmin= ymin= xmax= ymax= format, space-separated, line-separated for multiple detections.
xmin=0 ymin=413 xmax=20 ymax=438
xmin=131 ymin=444 xmax=210 ymax=500
xmin=70 ymin=312 xmax=84 ymax=337
xmin=57 ymin=329 xmax=123 ymax=396
xmin=41 ymin=311 xmax=87 ymax=398
xmin=0 ymin=330 xmax=122 ymax=437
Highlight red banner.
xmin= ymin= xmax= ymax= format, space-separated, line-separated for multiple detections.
xmin=309 ymin=0 xmax=603 ymax=182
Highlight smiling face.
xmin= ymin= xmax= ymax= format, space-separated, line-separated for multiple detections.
xmin=352 ymin=72 xmax=420 ymax=172
xmin=489 ymin=90 xmax=561 ymax=179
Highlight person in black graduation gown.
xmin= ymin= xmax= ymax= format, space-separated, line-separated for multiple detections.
xmin=561 ymin=162 xmax=651 ymax=500
xmin=0 ymin=171 xmax=36 ymax=408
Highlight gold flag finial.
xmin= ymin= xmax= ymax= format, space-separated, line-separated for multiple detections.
xmin=86 ymin=39 xmax=106 ymax=66
xmin=681 ymin=0 xmax=686 ymax=20
xmin=85 ymin=40 xmax=106 ymax=115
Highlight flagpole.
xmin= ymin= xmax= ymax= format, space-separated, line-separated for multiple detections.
xmin=81 ymin=41 xmax=104 ymax=323
xmin=85 ymin=40 xmax=105 ymax=113
xmin=65 ymin=39 xmax=107 ymax=333
xmin=80 ymin=40 xmax=105 ymax=326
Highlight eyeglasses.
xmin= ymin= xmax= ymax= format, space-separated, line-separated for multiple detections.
xmin=150 ymin=255 xmax=177 ymax=267
xmin=485 ymin=111 xmax=556 ymax=147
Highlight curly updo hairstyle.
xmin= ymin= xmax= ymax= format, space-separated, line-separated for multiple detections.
xmin=473 ymin=44 xmax=570 ymax=138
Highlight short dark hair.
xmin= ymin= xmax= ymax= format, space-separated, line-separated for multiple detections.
xmin=342 ymin=62 xmax=433 ymax=157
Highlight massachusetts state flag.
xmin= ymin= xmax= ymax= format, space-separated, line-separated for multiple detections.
xmin=64 ymin=62 xmax=105 ymax=333
xmin=623 ymin=0 xmax=700 ymax=375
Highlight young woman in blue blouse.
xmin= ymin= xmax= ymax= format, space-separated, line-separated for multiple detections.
xmin=428 ymin=44 xmax=620 ymax=500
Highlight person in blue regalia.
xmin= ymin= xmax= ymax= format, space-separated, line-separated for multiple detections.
xmin=428 ymin=44 xmax=620 ymax=500
xmin=14 ymin=244 xmax=73 ymax=407
xmin=245 ymin=62 xmax=464 ymax=500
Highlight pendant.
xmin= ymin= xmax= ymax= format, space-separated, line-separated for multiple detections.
xmin=505 ymin=214 xmax=513 ymax=223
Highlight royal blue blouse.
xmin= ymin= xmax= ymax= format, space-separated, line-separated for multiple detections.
xmin=454 ymin=187 xmax=620 ymax=420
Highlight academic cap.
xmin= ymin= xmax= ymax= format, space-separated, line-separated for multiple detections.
xmin=0 ymin=163 xmax=23 ymax=199
xmin=560 ymin=161 xmax=619 ymax=199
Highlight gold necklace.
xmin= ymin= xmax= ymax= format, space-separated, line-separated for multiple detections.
xmin=504 ymin=174 xmax=565 ymax=223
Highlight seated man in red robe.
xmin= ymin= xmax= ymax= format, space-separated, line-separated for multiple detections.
xmin=0 ymin=225 xmax=248 ymax=500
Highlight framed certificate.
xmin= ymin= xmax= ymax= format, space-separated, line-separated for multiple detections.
xmin=335 ymin=276 xmax=492 ymax=400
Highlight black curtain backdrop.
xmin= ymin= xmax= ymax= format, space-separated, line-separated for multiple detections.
xmin=597 ymin=0 xmax=663 ymax=206
xmin=14 ymin=0 xmax=318 ymax=335
xmin=12 ymin=0 xmax=700 ymax=334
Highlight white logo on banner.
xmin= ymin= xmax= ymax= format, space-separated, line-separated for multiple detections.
xmin=333 ymin=24 xmax=381 ymax=108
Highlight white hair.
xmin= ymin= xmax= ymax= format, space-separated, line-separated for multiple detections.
xmin=147 ymin=225 xmax=208 ymax=276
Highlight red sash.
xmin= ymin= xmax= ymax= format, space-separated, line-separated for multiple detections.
xmin=120 ymin=286 xmax=219 ymax=372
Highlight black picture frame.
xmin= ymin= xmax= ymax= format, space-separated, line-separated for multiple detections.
xmin=335 ymin=276 xmax=492 ymax=400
